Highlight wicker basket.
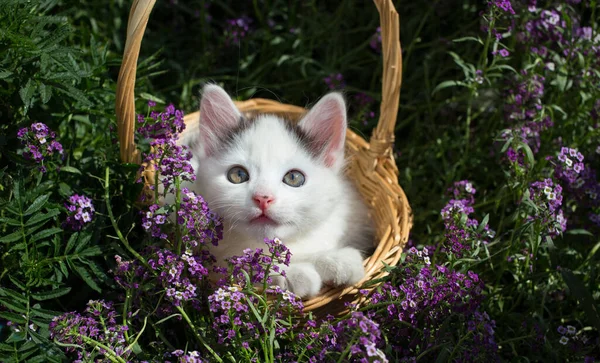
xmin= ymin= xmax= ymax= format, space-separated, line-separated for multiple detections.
xmin=116 ymin=0 xmax=412 ymax=317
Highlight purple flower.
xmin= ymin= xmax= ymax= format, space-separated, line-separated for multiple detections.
xmin=527 ymin=179 xmax=567 ymax=236
xmin=224 ymin=16 xmax=253 ymax=45
xmin=17 ymin=122 xmax=63 ymax=172
xmin=324 ymin=73 xmax=346 ymax=90
xmin=554 ymin=147 xmax=585 ymax=185
xmin=491 ymin=0 xmax=515 ymax=15
xmin=370 ymin=27 xmax=382 ymax=52
xmin=63 ymin=194 xmax=95 ymax=231
xmin=50 ymin=300 xmax=131 ymax=361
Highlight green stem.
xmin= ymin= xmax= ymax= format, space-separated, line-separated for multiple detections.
xmin=176 ymin=306 xmax=223 ymax=363
xmin=174 ymin=177 xmax=182 ymax=255
xmin=104 ymin=167 xmax=151 ymax=271
xmin=448 ymin=330 xmax=473 ymax=361
xmin=77 ymin=335 xmax=127 ymax=363
xmin=497 ymin=333 xmax=535 ymax=346
xmin=122 ymin=286 xmax=132 ymax=343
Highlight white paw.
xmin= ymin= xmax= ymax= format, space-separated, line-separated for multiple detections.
xmin=314 ymin=248 xmax=365 ymax=286
xmin=271 ymin=263 xmax=322 ymax=298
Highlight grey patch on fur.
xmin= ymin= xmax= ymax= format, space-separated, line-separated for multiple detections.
xmin=218 ymin=114 xmax=321 ymax=159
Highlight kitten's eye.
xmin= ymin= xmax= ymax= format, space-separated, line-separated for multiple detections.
xmin=227 ymin=166 xmax=249 ymax=184
xmin=282 ymin=170 xmax=305 ymax=187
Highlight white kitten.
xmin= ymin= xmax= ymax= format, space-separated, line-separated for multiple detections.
xmin=179 ymin=84 xmax=374 ymax=298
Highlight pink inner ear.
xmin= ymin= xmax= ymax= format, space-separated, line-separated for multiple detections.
xmin=299 ymin=93 xmax=347 ymax=167
xmin=198 ymin=85 xmax=241 ymax=155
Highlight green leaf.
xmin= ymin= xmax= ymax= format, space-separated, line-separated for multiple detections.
xmin=73 ymin=264 xmax=101 ymax=292
xmin=0 ymin=287 xmax=28 ymax=304
xmin=65 ymin=232 xmax=79 ymax=254
xmin=23 ymin=194 xmax=50 ymax=216
xmin=59 ymin=261 xmax=69 ymax=278
xmin=0 ymin=312 xmax=27 ymax=324
xmin=19 ymin=79 xmax=35 ymax=109
xmin=139 ymin=92 xmax=165 ymax=104
xmin=452 ymin=36 xmax=483 ymax=44
xmin=0 ymin=69 xmax=12 ymax=79
xmin=39 ymin=83 xmax=52 ymax=104
xmin=54 ymin=83 xmax=92 ymax=107
xmin=0 ymin=231 xmax=23 ymax=243
xmin=561 ymin=269 xmax=600 ymax=332
xmin=432 ymin=80 xmax=467 ymax=95
xmin=30 ymin=228 xmax=62 ymax=243
xmin=74 ymin=233 xmax=92 ymax=253
xmin=0 ymin=217 xmax=21 ymax=226
xmin=566 ymin=229 xmax=593 ymax=236
xmin=78 ymin=245 xmax=102 ymax=257
xmin=31 ymin=307 xmax=61 ymax=319
xmin=26 ymin=209 xmax=60 ymax=227
xmin=59 ymin=166 xmax=81 ymax=174
xmin=0 ymin=298 xmax=28 ymax=314
xmin=31 ymin=287 xmax=71 ymax=301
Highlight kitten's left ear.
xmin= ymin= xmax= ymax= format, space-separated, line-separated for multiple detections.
xmin=298 ymin=93 xmax=347 ymax=169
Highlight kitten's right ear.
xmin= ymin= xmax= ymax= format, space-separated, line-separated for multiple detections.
xmin=198 ymin=84 xmax=241 ymax=156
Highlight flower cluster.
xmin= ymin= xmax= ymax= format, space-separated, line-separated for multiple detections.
xmin=461 ymin=310 xmax=499 ymax=362
xmin=441 ymin=181 xmax=495 ymax=256
xmin=369 ymin=27 xmax=382 ymax=52
xmin=363 ymin=249 xmax=493 ymax=360
xmin=63 ymin=194 xmax=95 ymax=231
xmin=208 ymin=285 xmax=303 ymax=347
xmin=147 ymin=248 xmax=209 ymax=306
xmin=519 ymin=8 xmax=567 ymax=47
xmin=49 ymin=300 xmax=131 ymax=362
xmin=501 ymin=71 xmax=553 ymax=160
xmin=141 ymin=188 xmax=222 ymax=247
xmin=353 ymin=92 xmax=377 ymax=126
xmin=137 ymin=102 xmax=185 ymax=140
xmin=208 ymin=239 xmax=302 ymax=349
xmin=448 ymin=179 xmax=477 ymax=205
xmin=312 ymin=311 xmax=388 ymax=362
xmin=482 ymin=0 xmax=515 ymax=41
xmin=490 ymin=0 xmax=515 ymax=15
xmin=224 ymin=16 xmax=253 ymax=45
xmin=170 ymin=349 xmax=207 ymax=363
xmin=554 ymin=147 xmax=585 ymax=185
xmin=17 ymin=122 xmax=63 ymax=172
xmin=176 ymin=188 xmax=223 ymax=248
xmin=224 ymin=237 xmax=291 ymax=287
xmin=324 ymin=73 xmax=346 ymax=90
xmin=528 ymin=178 xmax=566 ymax=236
xmin=137 ymin=103 xmax=194 ymax=196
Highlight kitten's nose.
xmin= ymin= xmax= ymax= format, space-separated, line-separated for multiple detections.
xmin=253 ymin=194 xmax=274 ymax=211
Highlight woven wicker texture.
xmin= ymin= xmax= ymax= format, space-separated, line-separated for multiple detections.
xmin=116 ymin=0 xmax=412 ymax=317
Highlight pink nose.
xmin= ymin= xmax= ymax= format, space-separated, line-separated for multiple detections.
xmin=253 ymin=194 xmax=274 ymax=211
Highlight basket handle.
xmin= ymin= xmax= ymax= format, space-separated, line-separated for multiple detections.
xmin=370 ymin=0 xmax=402 ymax=160
xmin=116 ymin=0 xmax=156 ymax=164
xmin=115 ymin=0 xmax=402 ymax=164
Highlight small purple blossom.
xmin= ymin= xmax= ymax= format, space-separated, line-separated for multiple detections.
xmin=528 ymin=178 xmax=566 ymax=236
xmin=17 ymin=122 xmax=63 ymax=172
xmin=63 ymin=194 xmax=95 ymax=231
xmin=224 ymin=16 xmax=253 ymax=45
xmin=370 ymin=27 xmax=382 ymax=52
xmin=324 ymin=73 xmax=346 ymax=90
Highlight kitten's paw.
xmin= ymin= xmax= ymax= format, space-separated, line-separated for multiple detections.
xmin=273 ymin=263 xmax=322 ymax=298
xmin=314 ymin=248 xmax=365 ymax=286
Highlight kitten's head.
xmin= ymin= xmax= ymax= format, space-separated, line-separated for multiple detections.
xmin=190 ymin=84 xmax=348 ymax=240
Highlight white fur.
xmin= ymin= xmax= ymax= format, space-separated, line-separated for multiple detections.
xmin=177 ymin=85 xmax=374 ymax=298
